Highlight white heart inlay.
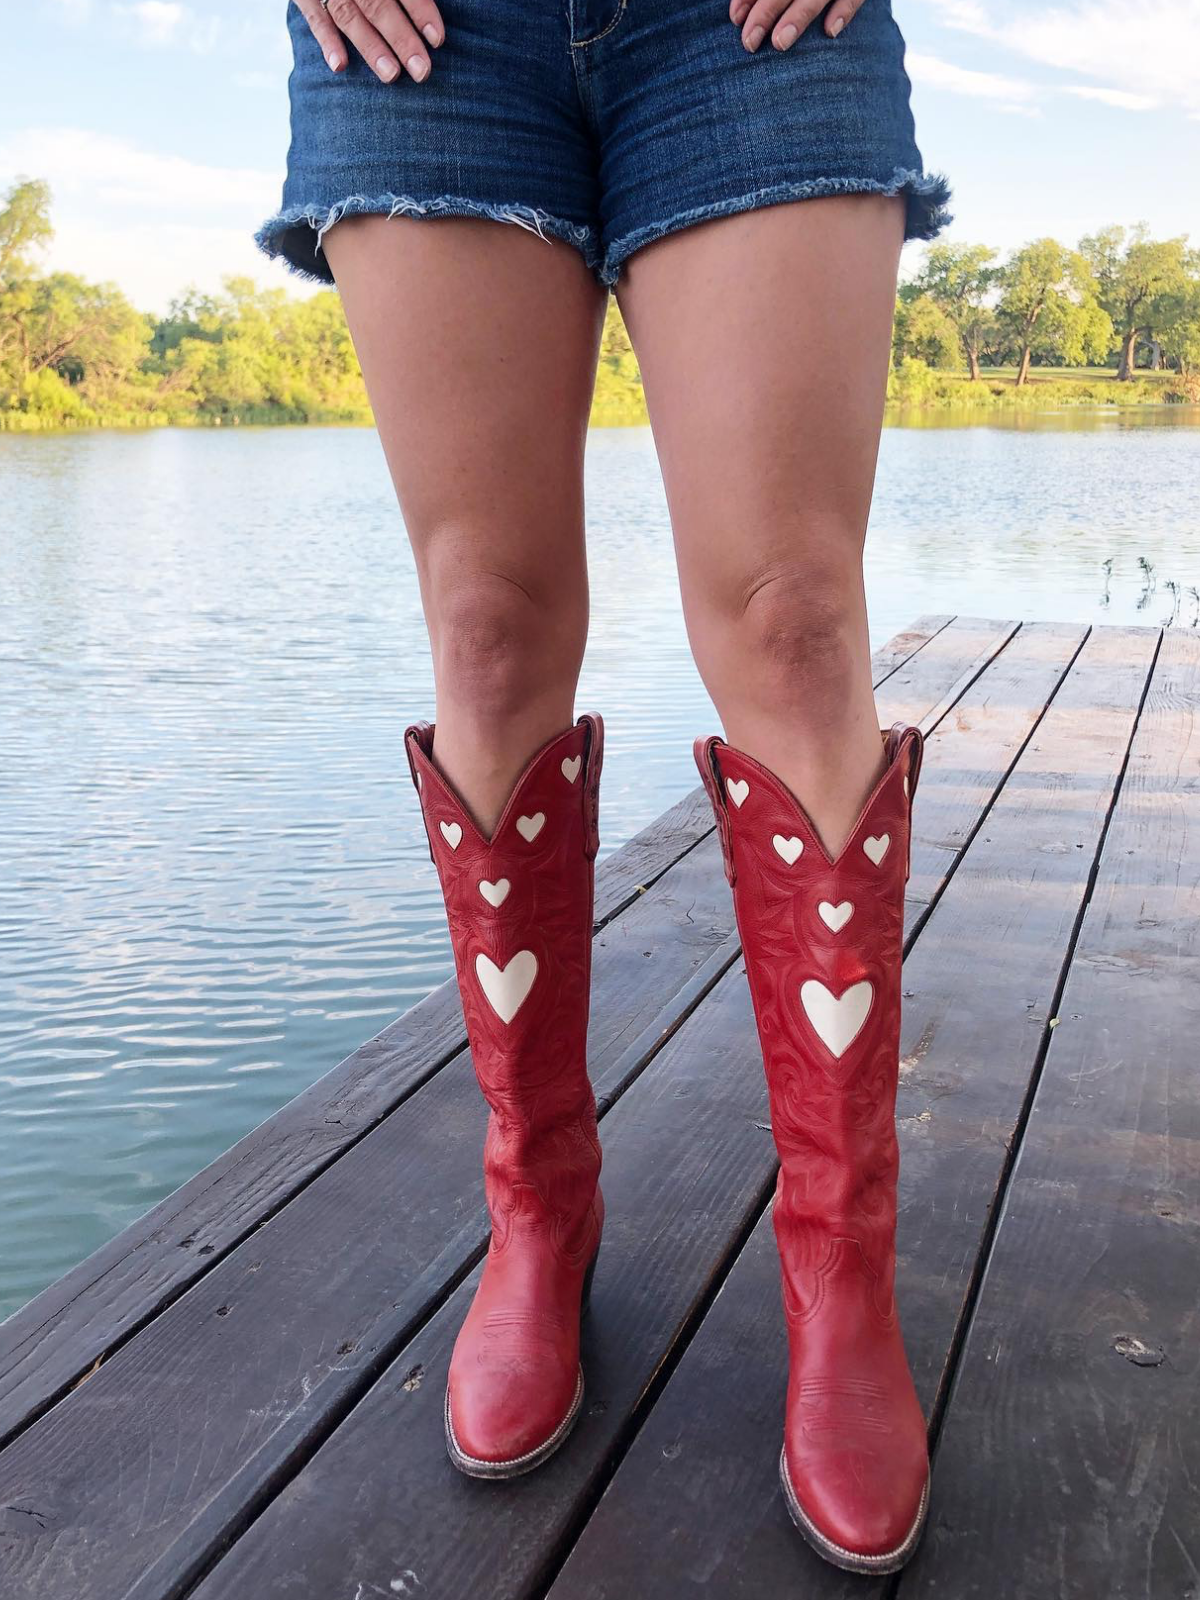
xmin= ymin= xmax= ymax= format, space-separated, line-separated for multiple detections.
xmin=863 ymin=833 xmax=891 ymax=866
xmin=561 ymin=755 xmax=582 ymax=784
xmin=726 ymin=778 xmax=749 ymax=808
xmin=478 ymin=878 xmax=511 ymax=908
xmin=799 ymin=979 xmax=873 ymax=1059
xmin=516 ymin=813 xmax=545 ymax=843
xmin=772 ymin=834 xmax=804 ymax=865
xmin=439 ymin=821 xmax=462 ymax=850
xmin=475 ymin=950 xmax=537 ymax=1024
xmin=818 ymin=900 xmax=854 ymax=933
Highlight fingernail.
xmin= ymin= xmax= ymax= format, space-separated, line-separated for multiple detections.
xmin=422 ymin=22 xmax=441 ymax=45
xmin=776 ymin=22 xmax=797 ymax=46
xmin=376 ymin=55 xmax=398 ymax=79
xmin=326 ymin=52 xmax=342 ymax=70
xmin=407 ymin=53 xmax=428 ymax=80
xmin=747 ymin=23 xmax=765 ymax=49
xmin=830 ymin=14 xmax=845 ymax=34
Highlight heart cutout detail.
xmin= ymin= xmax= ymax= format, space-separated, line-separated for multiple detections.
xmin=561 ymin=755 xmax=582 ymax=784
xmin=726 ymin=778 xmax=749 ymax=808
xmin=475 ymin=950 xmax=537 ymax=1024
xmin=772 ymin=834 xmax=804 ymax=865
xmin=439 ymin=821 xmax=462 ymax=850
xmin=516 ymin=813 xmax=545 ymax=843
xmin=863 ymin=833 xmax=890 ymax=866
xmin=818 ymin=900 xmax=854 ymax=933
xmin=478 ymin=879 xmax=511 ymax=909
xmin=800 ymin=979 xmax=873 ymax=1059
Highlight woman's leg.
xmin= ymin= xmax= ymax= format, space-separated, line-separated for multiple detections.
xmin=324 ymin=218 xmax=608 ymax=1478
xmin=615 ymin=195 xmax=904 ymax=857
xmin=620 ymin=195 xmax=931 ymax=1572
xmin=324 ymin=216 xmax=607 ymax=832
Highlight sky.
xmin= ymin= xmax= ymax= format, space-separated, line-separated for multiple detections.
xmin=1 ymin=0 xmax=1197 ymax=313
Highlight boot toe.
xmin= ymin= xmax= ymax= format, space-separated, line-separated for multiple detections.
xmin=446 ymin=1361 xmax=583 ymax=1475
xmin=781 ymin=1443 xmax=929 ymax=1571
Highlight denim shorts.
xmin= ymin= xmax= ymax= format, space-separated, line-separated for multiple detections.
xmin=257 ymin=0 xmax=952 ymax=288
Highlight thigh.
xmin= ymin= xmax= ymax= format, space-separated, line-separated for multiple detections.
xmin=615 ymin=194 xmax=904 ymax=613
xmin=324 ymin=215 xmax=607 ymax=611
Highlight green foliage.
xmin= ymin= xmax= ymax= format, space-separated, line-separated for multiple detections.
xmin=1079 ymin=225 xmax=1192 ymax=376
xmin=905 ymin=242 xmax=1001 ymax=377
xmin=886 ymin=355 xmax=944 ymax=406
xmin=892 ymin=293 xmax=961 ymax=371
xmin=591 ymin=298 xmax=645 ymax=424
xmin=4 ymin=178 xmax=1200 ymax=429
xmin=992 ymin=238 xmax=1112 ymax=383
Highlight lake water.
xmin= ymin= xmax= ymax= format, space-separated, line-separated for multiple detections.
xmin=2 ymin=412 xmax=1198 ymax=1321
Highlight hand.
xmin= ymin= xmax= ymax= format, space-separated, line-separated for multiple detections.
xmin=295 ymin=0 xmax=445 ymax=83
xmin=731 ymin=0 xmax=862 ymax=52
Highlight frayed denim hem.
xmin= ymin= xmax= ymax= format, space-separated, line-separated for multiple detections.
xmin=598 ymin=166 xmax=954 ymax=285
xmin=254 ymin=193 xmax=603 ymax=285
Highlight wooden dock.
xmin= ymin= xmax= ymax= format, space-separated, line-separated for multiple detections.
xmin=1 ymin=615 xmax=1196 ymax=1600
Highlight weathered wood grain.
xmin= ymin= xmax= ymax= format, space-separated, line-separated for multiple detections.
xmin=906 ymin=620 xmax=1087 ymax=917
xmin=0 ymin=619 xmax=955 ymax=1447
xmin=0 ymin=618 xmax=1010 ymax=1599
xmin=546 ymin=626 xmax=1160 ymax=1600
xmin=868 ymin=615 xmax=1021 ymax=731
xmin=901 ymin=628 xmax=1198 ymax=1600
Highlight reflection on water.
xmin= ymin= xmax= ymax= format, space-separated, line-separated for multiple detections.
xmin=1 ymin=414 xmax=1197 ymax=1318
xmin=887 ymin=403 xmax=1200 ymax=431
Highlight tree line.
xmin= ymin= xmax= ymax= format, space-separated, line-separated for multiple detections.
xmin=894 ymin=233 xmax=1200 ymax=393
xmin=2 ymin=178 xmax=1198 ymax=431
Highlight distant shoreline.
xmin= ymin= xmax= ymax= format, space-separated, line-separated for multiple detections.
xmin=4 ymin=370 xmax=1197 ymax=435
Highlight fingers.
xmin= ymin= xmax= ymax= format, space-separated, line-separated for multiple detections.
xmin=294 ymin=0 xmax=349 ymax=71
xmin=310 ymin=0 xmax=439 ymax=83
xmin=730 ymin=0 xmax=860 ymax=51
xmin=820 ymin=0 xmax=864 ymax=38
xmin=402 ymin=0 xmax=446 ymax=49
xmin=356 ymin=0 xmax=434 ymax=78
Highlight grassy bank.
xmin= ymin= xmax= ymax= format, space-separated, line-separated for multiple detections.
xmin=5 ymin=362 xmax=1197 ymax=434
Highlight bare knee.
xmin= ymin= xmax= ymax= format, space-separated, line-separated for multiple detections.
xmin=428 ymin=564 xmax=585 ymax=721
xmin=705 ymin=555 xmax=867 ymax=718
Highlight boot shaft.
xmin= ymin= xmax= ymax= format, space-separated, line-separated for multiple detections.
xmin=694 ymin=725 xmax=923 ymax=1280
xmin=405 ymin=716 xmax=604 ymax=1248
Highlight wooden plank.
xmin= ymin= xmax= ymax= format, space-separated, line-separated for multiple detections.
xmin=175 ymin=627 xmax=1080 ymax=1600
xmin=901 ymin=628 xmax=1198 ymax=1600
xmin=0 ymin=617 xmax=1006 ymax=1598
xmin=0 ymin=616 xmax=956 ymax=1444
xmin=544 ymin=625 xmax=1160 ymax=1600
xmin=869 ymin=615 xmax=1020 ymax=731
xmin=906 ymin=620 xmax=1087 ymax=917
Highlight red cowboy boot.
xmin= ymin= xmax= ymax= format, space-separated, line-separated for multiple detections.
xmin=405 ymin=715 xmax=604 ymax=1478
xmin=695 ymin=723 xmax=929 ymax=1572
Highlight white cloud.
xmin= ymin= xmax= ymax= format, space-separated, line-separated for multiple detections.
xmin=109 ymin=2 xmax=224 ymax=52
xmin=1062 ymin=85 xmax=1160 ymax=111
xmin=0 ymin=127 xmax=286 ymax=310
xmin=926 ymin=0 xmax=1200 ymax=117
xmin=905 ymin=52 xmax=1041 ymax=116
xmin=49 ymin=216 xmax=301 ymax=312
xmin=0 ymin=127 xmax=277 ymax=212
xmin=112 ymin=1 xmax=187 ymax=45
